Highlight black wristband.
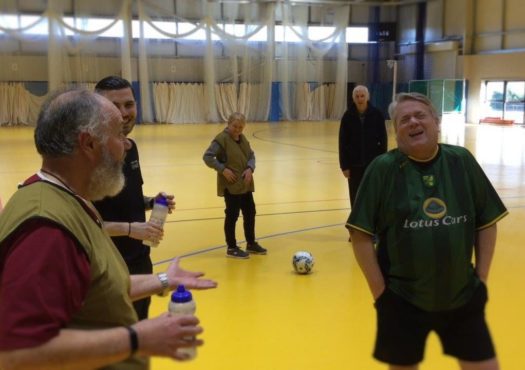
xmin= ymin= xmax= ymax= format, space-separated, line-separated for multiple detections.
xmin=127 ymin=223 xmax=131 ymax=236
xmin=125 ymin=326 xmax=139 ymax=356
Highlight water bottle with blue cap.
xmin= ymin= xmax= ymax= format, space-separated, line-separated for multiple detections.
xmin=168 ymin=285 xmax=197 ymax=359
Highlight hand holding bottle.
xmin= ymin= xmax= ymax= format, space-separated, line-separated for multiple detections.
xmin=169 ymin=285 xmax=197 ymax=360
xmin=144 ymin=195 xmax=169 ymax=247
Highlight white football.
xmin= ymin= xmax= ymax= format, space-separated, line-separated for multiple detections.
xmin=292 ymin=251 xmax=314 ymax=274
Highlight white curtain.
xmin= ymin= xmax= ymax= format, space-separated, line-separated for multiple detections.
xmin=0 ymin=0 xmax=130 ymax=126
xmin=0 ymin=0 xmax=349 ymax=125
xmin=0 ymin=83 xmax=45 ymax=126
xmin=279 ymin=3 xmax=348 ymax=121
xmin=153 ymin=82 xmax=207 ymax=123
xmin=46 ymin=0 xmax=130 ymax=90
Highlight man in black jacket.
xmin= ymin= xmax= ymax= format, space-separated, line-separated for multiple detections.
xmin=339 ymin=85 xmax=387 ymax=241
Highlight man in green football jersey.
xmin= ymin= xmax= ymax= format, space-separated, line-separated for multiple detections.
xmin=347 ymin=92 xmax=507 ymax=370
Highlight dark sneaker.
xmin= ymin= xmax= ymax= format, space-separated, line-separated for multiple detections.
xmin=246 ymin=242 xmax=267 ymax=255
xmin=227 ymin=247 xmax=249 ymax=259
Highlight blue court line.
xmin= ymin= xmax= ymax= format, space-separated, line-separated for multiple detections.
xmin=165 ymin=207 xmax=350 ymax=224
xmin=162 ymin=201 xmax=525 ymax=225
xmin=251 ymin=128 xmax=338 ymax=154
xmin=174 ymin=197 xmax=350 ymax=212
xmin=152 ymin=222 xmax=344 ymax=266
xmin=154 ymin=201 xmax=525 ymax=266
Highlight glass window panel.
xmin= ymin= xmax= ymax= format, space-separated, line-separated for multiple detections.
xmin=0 ymin=14 xmax=47 ymax=35
xmin=483 ymin=81 xmax=504 ymax=118
xmin=505 ymin=81 xmax=525 ymax=102
xmin=486 ymin=81 xmax=504 ymax=102
xmin=1 ymin=15 xmax=369 ymax=44
xmin=484 ymin=100 xmax=503 ymax=118
xmin=309 ymin=26 xmax=335 ymax=41
xmin=504 ymin=102 xmax=524 ymax=124
xmin=346 ymin=27 xmax=368 ymax=43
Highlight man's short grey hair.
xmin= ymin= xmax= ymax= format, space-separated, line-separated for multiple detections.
xmin=35 ymin=88 xmax=108 ymax=157
xmin=352 ymin=85 xmax=370 ymax=101
xmin=388 ymin=92 xmax=440 ymax=126
xmin=228 ymin=112 xmax=246 ymax=125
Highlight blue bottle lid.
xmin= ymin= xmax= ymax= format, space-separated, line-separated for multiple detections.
xmin=155 ymin=195 xmax=169 ymax=206
xmin=171 ymin=284 xmax=193 ymax=303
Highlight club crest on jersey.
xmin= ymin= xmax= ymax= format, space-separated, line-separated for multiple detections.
xmin=423 ymin=197 xmax=447 ymax=219
xmin=422 ymin=175 xmax=435 ymax=187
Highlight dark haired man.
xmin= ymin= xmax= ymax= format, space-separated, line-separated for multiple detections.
xmin=93 ymin=76 xmax=175 ymax=320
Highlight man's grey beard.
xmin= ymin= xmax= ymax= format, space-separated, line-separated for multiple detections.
xmin=88 ymin=148 xmax=125 ymax=201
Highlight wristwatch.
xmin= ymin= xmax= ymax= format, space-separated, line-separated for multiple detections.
xmin=156 ymin=272 xmax=170 ymax=297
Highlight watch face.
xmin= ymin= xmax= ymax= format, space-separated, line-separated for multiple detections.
xmin=158 ymin=273 xmax=170 ymax=296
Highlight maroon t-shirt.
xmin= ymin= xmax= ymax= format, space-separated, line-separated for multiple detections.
xmin=0 ymin=180 xmax=91 ymax=349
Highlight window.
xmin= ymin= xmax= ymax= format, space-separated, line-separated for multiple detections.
xmin=0 ymin=14 xmax=370 ymax=44
xmin=504 ymin=81 xmax=525 ymax=124
xmin=481 ymin=81 xmax=524 ymax=124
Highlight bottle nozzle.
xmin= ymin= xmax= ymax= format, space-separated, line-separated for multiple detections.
xmin=171 ymin=284 xmax=192 ymax=303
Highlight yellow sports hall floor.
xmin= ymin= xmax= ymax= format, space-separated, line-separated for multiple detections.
xmin=0 ymin=119 xmax=524 ymax=369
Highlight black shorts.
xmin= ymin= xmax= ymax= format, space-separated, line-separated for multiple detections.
xmin=373 ymin=283 xmax=495 ymax=366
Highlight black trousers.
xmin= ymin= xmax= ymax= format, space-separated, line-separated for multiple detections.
xmin=127 ymin=257 xmax=153 ymax=320
xmin=348 ymin=165 xmax=366 ymax=207
xmin=224 ymin=190 xmax=256 ymax=248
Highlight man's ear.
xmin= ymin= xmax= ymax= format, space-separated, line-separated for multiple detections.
xmin=77 ymin=131 xmax=100 ymax=159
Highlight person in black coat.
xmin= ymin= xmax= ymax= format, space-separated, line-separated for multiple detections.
xmin=339 ymin=85 xmax=387 ymax=240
